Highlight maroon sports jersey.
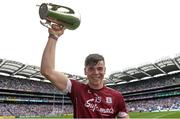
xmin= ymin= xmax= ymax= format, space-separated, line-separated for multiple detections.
xmin=67 ymin=79 xmax=128 ymax=118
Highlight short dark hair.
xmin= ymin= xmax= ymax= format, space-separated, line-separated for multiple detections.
xmin=85 ymin=53 xmax=105 ymax=67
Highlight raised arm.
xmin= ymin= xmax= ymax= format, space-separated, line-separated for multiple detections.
xmin=40 ymin=24 xmax=69 ymax=91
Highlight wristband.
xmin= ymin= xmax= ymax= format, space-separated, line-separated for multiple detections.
xmin=48 ymin=34 xmax=59 ymax=40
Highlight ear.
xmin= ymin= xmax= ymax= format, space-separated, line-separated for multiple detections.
xmin=84 ymin=67 xmax=87 ymax=75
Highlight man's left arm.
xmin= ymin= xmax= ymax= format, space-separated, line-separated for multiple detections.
xmin=117 ymin=112 xmax=130 ymax=119
xmin=119 ymin=115 xmax=129 ymax=119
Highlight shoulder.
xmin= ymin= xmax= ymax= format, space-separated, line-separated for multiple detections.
xmin=104 ymin=86 xmax=123 ymax=96
xmin=70 ymin=79 xmax=87 ymax=88
xmin=68 ymin=79 xmax=89 ymax=97
xmin=70 ymin=79 xmax=84 ymax=84
xmin=105 ymin=86 xmax=121 ymax=93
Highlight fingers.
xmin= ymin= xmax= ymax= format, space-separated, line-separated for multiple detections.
xmin=52 ymin=24 xmax=64 ymax=30
xmin=48 ymin=24 xmax=66 ymax=38
xmin=46 ymin=17 xmax=65 ymax=30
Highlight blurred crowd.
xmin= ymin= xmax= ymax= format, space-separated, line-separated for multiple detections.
xmin=111 ymin=76 xmax=179 ymax=93
xmin=0 ymin=75 xmax=60 ymax=94
xmin=0 ymin=74 xmax=179 ymax=116
xmin=127 ymin=96 xmax=180 ymax=112
xmin=0 ymin=103 xmax=73 ymax=116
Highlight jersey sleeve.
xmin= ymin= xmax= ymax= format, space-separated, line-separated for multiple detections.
xmin=67 ymin=79 xmax=81 ymax=100
xmin=116 ymin=93 xmax=129 ymax=118
xmin=63 ymin=78 xmax=72 ymax=93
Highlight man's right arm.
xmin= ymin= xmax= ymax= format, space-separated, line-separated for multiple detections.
xmin=40 ymin=24 xmax=68 ymax=91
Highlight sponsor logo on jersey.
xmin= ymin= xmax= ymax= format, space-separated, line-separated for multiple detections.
xmin=84 ymin=98 xmax=114 ymax=114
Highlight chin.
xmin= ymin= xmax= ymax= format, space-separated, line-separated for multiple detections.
xmin=92 ymin=81 xmax=103 ymax=86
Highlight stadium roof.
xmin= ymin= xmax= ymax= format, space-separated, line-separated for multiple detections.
xmin=1 ymin=55 xmax=180 ymax=85
xmin=108 ymin=55 xmax=180 ymax=85
xmin=0 ymin=58 xmax=84 ymax=82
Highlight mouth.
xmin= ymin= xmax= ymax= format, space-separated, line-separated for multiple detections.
xmin=92 ymin=76 xmax=101 ymax=80
xmin=93 ymin=78 xmax=99 ymax=80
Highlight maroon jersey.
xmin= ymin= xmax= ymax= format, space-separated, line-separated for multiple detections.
xmin=67 ymin=79 xmax=128 ymax=118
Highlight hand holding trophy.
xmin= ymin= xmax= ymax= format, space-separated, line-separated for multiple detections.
xmin=38 ymin=3 xmax=81 ymax=30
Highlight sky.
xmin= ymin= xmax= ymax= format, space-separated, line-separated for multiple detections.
xmin=0 ymin=0 xmax=180 ymax=77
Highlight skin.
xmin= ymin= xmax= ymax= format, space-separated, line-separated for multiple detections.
xmin=40 ymin=24 xmax=129 ymax=119
xmin=41 ymin=24 xmax=106 ymax=90
xmin=84 ymin=61 xmax=106 ymax=89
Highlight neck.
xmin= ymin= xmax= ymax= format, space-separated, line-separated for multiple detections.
xmin=88 ymin=81 xmax=104 ymax=90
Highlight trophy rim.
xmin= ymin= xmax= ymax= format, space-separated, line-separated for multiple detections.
xmin=39 ymin=3 xmax=48 ymax=19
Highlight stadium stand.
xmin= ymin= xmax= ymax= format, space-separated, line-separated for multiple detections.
xmin=0 ymin=55 xmax=180 ymax=116
xmin=109 ymin=56 xmax=180 ymax=84
xmin=109 ymin=55 xmax=180 ymax=112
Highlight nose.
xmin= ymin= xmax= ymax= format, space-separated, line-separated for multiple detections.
xmin=94 ymin=69 xmax=99 ymax=74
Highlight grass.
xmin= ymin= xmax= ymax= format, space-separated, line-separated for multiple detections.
xmin=129 ymin=111 xmax=180 ymax=118
xmin=16 ymin=111 xmax=180 ymax=119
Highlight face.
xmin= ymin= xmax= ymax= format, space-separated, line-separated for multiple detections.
xmin=84 ymin=61 xmax=106 ymax=89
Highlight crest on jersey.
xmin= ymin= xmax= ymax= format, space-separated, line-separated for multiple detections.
xmin=106 ymin=97 xmax=112 ymax=104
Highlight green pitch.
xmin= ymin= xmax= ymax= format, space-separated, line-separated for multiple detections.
xmin=17 ymin=111 xmax=180 ymax=119
xmin=129 ymin=111 xmax=180 ymax=118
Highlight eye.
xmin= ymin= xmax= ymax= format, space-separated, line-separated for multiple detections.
xmin=97 ymin=67 xmax=103 ymax=71
xmin=88 ymin=67 xmax=94 ymax=71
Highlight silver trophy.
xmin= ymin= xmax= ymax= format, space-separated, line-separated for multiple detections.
xmin=38 ymin=3 xmax=81 ymax=30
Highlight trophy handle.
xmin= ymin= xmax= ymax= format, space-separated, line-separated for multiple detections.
xmin=48 ymin=3 xmax=75 ymax=14
xmin=40 ymin=20 xmax=51 ymax=29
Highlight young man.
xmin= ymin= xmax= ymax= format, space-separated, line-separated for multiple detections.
xmin=40 ymin=24 xmax=129 ymax=118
